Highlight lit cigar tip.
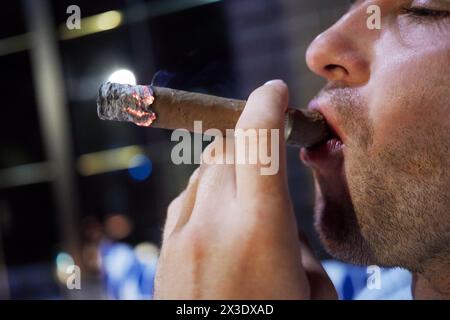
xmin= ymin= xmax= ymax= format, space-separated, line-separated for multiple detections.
xmin=97 ymin=82 xmax=157 ymax=127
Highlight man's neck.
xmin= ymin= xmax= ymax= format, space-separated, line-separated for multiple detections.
xmin=412 ymin=263 xmax=450 ymax=299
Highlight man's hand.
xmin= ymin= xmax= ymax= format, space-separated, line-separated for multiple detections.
xmin=154 ymin=80 xmax=336 ymax=299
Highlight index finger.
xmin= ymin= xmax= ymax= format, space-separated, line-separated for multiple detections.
xmin=235 ymin=80 xmax=289 ymax=198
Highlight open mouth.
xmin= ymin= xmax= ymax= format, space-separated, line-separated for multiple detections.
xmin=300 ymin=100 xmax=345 ymax=172
xmin=301 ymin=133 xmax=344 ymax=167
xmin=311 ymin=126 xmax=344 ymax=153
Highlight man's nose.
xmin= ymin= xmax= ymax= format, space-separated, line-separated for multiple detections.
xmin=306 ymin=6 xmax=376 ymax=86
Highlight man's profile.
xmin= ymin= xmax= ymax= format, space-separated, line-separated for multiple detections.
xmin=155 ymin=0 xmax=450 ymax=300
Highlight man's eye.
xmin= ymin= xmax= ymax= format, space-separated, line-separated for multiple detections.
xmin=401 ymin=7 xmax=450 ymax=20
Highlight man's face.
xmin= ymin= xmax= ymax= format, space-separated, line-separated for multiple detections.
xmin=301 ymin=0 xmax=450 ymax=272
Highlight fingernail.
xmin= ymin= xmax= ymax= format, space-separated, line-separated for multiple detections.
xmin=264 ymin=79 xmax=286 ymax=87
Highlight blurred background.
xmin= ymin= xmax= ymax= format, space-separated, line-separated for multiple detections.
xmin=0 ymin=0 xmax=350 ymax=299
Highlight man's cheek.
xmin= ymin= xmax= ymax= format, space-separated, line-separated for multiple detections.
xmin=366 ymin=72 xmax=431 ymax=156
xmin=371 ymin=68 xmax=443 ymax=147
xmin=371 ymin=106 xmax=418 ymax=153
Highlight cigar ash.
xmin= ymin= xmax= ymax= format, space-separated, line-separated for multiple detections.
xmin=97 ymin=82 xmax=157 ymax=127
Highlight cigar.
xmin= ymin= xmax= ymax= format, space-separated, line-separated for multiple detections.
xmin=97 ymin=82 xmax=331 ymax=148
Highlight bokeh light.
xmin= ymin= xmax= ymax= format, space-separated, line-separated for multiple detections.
xmin=107 ymin=69 xmax=136 ymax=85
xmin=128 ymin=154 xmax=152 ymax=181
xmin=134 ymin=242 xmax=159 ymax=265
xmin=97 ymin=10 xmax=123 ymax=31
xmin=56 ymin=252 xmax=75 ymax=272
xmin=105 ymin=214 xmax=132 ymax=240
xmin=55 ymin=252 xmax=75 ymax=284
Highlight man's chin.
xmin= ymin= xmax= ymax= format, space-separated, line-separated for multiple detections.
xmin=301 ymin=144 xmax=375 ymax=266
xmin=312 ymin=172 xmax=374 ymax=266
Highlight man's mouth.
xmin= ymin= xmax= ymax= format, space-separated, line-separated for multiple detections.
xmin=300 ymin=99 xmax=345 ymax=174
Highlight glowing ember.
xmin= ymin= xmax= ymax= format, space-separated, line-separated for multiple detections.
xmin=125 ymin=107 xmax=156 ymax=127
xmin=142 ymin=86 xmax=155 ymax=105
xmin=97 ymin=82 xmax=157 ymax=127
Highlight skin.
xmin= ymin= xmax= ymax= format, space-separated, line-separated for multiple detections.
xmin=155 ymin=80 xmax=336 ymax=299
xmin=305 ymin=0 xmax=450 ymax=298
xmin=155 ymin=0 xmax=450 ymax=299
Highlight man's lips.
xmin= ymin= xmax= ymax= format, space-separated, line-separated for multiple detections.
xmin=308 ymin=99 xmax=346 ymax=144
xmin=300 ymin=99 xmax=345 ymax=173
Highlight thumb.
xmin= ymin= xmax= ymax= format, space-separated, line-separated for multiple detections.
xmin=235 ymin=80 xmax=289 ymax=197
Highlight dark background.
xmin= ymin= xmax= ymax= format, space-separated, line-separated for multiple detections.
xmin=0 ymin=0 xmax=349 ymax=299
